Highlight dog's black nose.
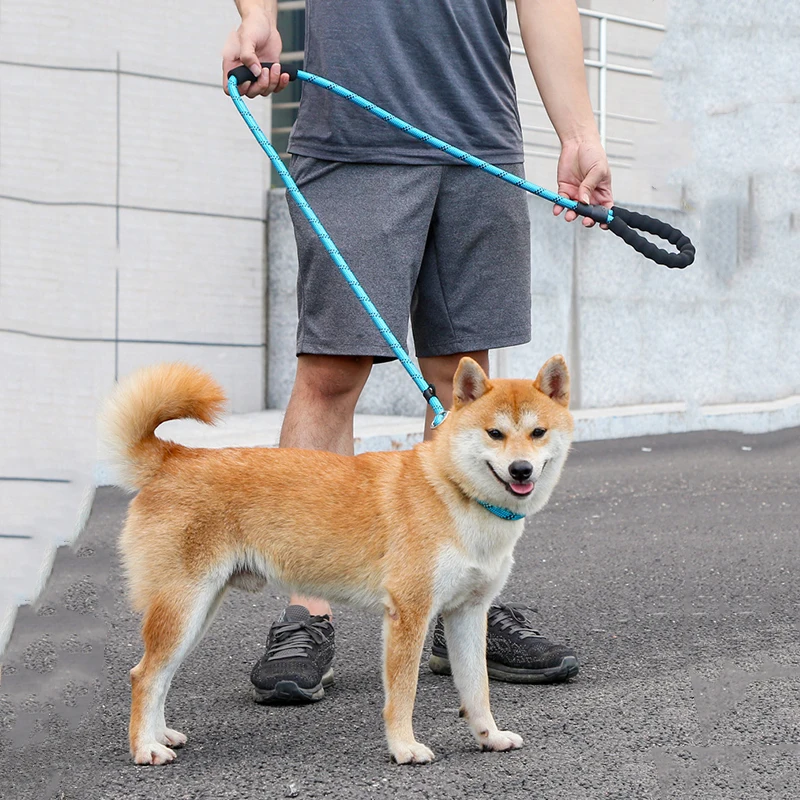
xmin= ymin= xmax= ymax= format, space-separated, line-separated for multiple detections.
xmin=508 ymin=460 xmax=533 ymax=482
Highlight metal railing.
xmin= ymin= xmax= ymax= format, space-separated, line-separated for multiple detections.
xmin=511 ymin=8 xmax=665 ymax=168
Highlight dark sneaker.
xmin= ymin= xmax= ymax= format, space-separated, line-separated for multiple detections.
xmin=251 ymin=605 xmax=335 ymax=703
xmin=429 ymin=602 xmax=579 ymax=684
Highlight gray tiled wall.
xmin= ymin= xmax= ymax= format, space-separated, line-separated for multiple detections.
xmin=0 ymin=1 xmax=270 ymax=626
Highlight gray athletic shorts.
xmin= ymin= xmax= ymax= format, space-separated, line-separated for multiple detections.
xmin=288 ymin=156 xmax=531 ymax=360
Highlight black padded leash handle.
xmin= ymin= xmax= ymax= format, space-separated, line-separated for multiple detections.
xmin=574 ymin=202 xmax=695 ymax=268
xmin=607 ymin=205 xmax=695 ymax=269
xmin=574 ymin=202 xmax=612 ymax=224
xmin=227 ymin=62 xmax=299 ymax=85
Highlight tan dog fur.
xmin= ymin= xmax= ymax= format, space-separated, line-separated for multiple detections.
xmin=100 ymin=356 xmax=574 ymax=766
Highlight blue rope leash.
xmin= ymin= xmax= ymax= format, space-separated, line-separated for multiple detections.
xmin=230 ymin=64 xmax=696 ymax=269
xmin=228 ymin=76 xmax=448 ymax=428
xmin=290 ymin=69 xmax=608 ymax=222
xmin=288 ymin=69 xmax=600 ymax=222
xmin=227 ymin=62 xmax=694 ymax=427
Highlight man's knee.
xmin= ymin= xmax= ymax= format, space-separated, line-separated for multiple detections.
xmin=293 ymin=354 xmax=373 ymax=402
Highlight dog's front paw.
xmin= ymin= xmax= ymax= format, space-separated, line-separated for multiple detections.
xmin=133 ymin=741 xmax=178 ymax=765
xmin=390 ymin=740 xmax=435 ymax=765
xmin=480 ymin=730 xmax=524 ymax=752
xmin=159 ymin=728 xmax=187 ymax=748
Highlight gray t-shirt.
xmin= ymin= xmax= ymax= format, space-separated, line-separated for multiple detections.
xmin=288 ymin=0 xmax=524 ymax=165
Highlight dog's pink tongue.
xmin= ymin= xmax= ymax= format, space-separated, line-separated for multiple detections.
xmin=510 ymin=482 xmax=534 ymax=495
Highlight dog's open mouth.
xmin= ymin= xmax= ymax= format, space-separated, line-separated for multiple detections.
xmin=487 ymin=463 xmax=534 ymax=496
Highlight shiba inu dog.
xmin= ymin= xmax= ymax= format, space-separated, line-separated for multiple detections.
xmin=100 ymin=355 xmax=573 ymax=766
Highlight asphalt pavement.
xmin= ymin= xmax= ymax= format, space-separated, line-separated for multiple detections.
xmin=1 ymin=428 xmax=799 ymax=800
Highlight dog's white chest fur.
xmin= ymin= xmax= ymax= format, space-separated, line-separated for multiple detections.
xmin=432 ymin=511 xmax=521 ymax=613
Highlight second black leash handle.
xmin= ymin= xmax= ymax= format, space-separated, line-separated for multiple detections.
xmin=572 ymin=202 xmax=695 ymax=268
xmin=608 ymin=206 xmax=695 ymax=269
xmin=228 ymin=62 xmax=298 ymax=84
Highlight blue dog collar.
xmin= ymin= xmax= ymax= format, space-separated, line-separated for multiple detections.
xmin=475 ymin=500 xmax=525 ymax=521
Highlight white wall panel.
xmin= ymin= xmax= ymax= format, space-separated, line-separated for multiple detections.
xmin=0 ymin=200 xmax=118 ymax=340
xmin=117 ymin=209 xmax=265 ymax=346
xmin=0 ymin=335 xmax=115 ymax=480
xmin=0 ymin=66 xmax=117 ymax=204
xmin=118 ymin=75 xmax=269 ymax=219
xmin=0 ymin=0 xmax=121 ymax=69
xmin=116 ymin=2 xmax=243 ymax=86
xmin=0 ymin=2 xmax=269 ymax=650
xmin=116 ymin=341 xmax=265 ymax=415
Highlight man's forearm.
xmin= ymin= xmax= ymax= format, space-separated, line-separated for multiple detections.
xmin=235 ymin=0 xmax=277 ymax=21
xmin=515 ymin=0 xmax=598 ymax=144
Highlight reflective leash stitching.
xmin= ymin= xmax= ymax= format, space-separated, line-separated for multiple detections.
xmin=228 ymin=77 xmax=448 ymax=428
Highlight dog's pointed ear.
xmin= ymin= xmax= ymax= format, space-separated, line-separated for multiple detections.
xmin=453 ymin=358 xmax=490 ymax=409
xmin=534 ymin=355 xmax=570 ymax=407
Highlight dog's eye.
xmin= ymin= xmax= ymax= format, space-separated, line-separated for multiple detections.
xmin=531 ymin=428 xmax=547 ymax=439
xmin=486 ymin=429 xmax=505 ymax=441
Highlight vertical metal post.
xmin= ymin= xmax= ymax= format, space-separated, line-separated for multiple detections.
xmin=598 ymin=15 xmax=608 ymax=150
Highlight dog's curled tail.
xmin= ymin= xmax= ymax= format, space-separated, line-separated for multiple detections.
xmin=99 ymin=362 xmax=227 ymax=491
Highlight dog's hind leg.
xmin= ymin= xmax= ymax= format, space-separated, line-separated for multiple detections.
xmin=189 ymin=585 xmax=227 ymax=657
xmin=382 ymin=598 xmax=434 ymax=764
xmin=151 ymin=586 xmax=226 ymax=750
xmin=129 ymin=581 xmax=222 ymax=765
xmin=442 ymin=604 xmax=523 ymax=753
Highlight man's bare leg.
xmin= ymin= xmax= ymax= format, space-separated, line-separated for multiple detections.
xmin=418 ymin=350 xmax=490 ymax=441
xmin=251 ymin=354 xmax=373 ymax=702
xmin=279 ymin=354 xmax=373 ymax=616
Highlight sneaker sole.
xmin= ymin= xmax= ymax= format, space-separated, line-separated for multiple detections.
xmin=428 ymin=654 xmax=579 ymax=684
xmin=252 ymin=667 xmax=335 ymax=704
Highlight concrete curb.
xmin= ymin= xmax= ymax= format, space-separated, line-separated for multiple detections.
xmin=0 ymin=483 xmax=95 ymax=660
xmin=574 ymin=394 xmax=800 ymax=440
xmin=89 ymin=393 xmax=800 ymax=484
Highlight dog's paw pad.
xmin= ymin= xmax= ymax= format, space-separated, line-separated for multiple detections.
xmin=480 ymin=730 xmax=523 ymax=752
xmin=133 ymin=742 xmax=177 ymax=765
xmin=391 ymin=741 xmax=435 ymax=765
xmin=160 ymin=728 xmax=187 ymax=748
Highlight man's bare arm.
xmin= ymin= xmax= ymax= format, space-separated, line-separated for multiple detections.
xmin=514 ymin=0 xmax=597 ymax=143
xmin=514 ymin=0 xmax=613 ymax=224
